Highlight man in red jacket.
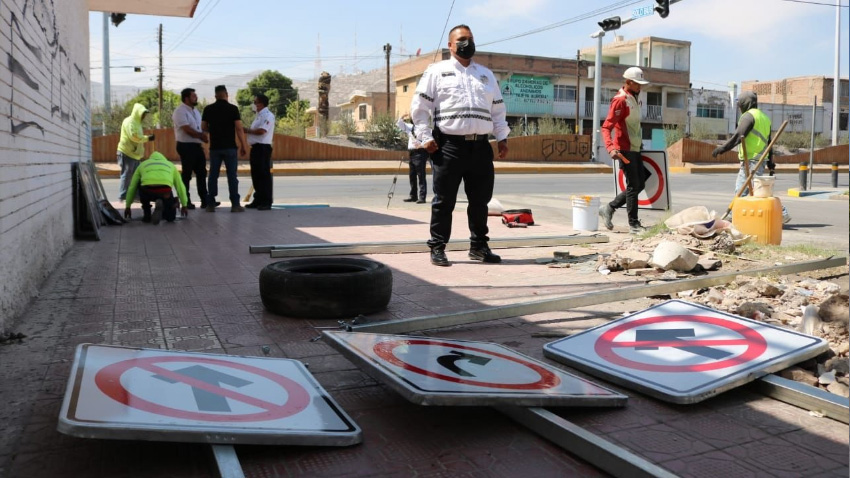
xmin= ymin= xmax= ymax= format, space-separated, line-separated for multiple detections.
xmin=599 ymin=67 xmax=650 ymax=234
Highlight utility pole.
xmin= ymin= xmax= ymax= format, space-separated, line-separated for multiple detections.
xmin=102 ymin=13 xmax=111 ymax=134
xmin=383 ymin=43 xmax=392 ymax=113
xmin=157 ymin=23 xmax=163 ymax=128
xmin=575 ymin=49 xmax=582 ymax=135
xmin=832 ymin=0 xmax=841 ymax=146
xmin=590 ymin=30 xmax=604 ymax=163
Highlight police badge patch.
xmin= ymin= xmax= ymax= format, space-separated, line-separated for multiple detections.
xmin=480 ymin=75 xmax=489 ymax=85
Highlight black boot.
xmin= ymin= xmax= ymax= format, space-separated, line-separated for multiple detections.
xmin=469 ymin=245 xmax=501 ymax=263
xmin=430 ymin=247 xmax=450 ymax=267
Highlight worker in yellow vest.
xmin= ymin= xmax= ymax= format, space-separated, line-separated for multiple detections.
xmin=712 ymin=91 xmax=790 ymax=224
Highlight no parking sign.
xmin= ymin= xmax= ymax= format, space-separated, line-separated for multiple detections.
xmin=543 ymin=300 xmax=828 ymax=404
xmin=58 ymin=344 xmax=362 ymax=445
xmin=611 ymin=150 xmax=671 ymax=211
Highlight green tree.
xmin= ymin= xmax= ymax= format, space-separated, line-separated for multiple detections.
xmin=277 ymin=99 xmax=313 ymax=137
xmin=236 ymin=70 xmax=298 ymax=119
xmin=365 ymin=113 xmax=406 ymax=149
xmin=124 ymin=88 xmax=181 ymax=128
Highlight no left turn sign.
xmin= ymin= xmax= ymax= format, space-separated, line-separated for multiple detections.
xmin=611 ymin=150 xmax=671 ymax=211
xmin=544 ymin=300 xmax=828 ymax=404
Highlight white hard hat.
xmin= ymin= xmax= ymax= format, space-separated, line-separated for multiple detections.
xmin=623 ymin=67 xmax=649 ymax=85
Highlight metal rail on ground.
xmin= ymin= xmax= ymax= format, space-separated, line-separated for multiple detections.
xmin=498 ymin=406 xmax=679 ymax=478
xmin=210 ymin=445 xmax=245 ymax=478
xmin=249 ymin=235 xmax=608 ymax=256
xmin=752 ymin=374 xmax=849 ymax=424
xmin=351 ymin=256 xmax=847 ymax=334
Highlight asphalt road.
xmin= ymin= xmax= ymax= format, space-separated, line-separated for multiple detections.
xmin=102 ymin=171 xmax=849 ymax=251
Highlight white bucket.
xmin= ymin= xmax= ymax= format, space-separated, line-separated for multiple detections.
xmin=571 ymin=195 xmax=600 ymax=231
xmin=752 ymin=176 xmax=775 ymax=198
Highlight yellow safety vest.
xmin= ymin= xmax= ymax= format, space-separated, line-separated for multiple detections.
xmin=739 ymin=108 xmax=770 ymax=161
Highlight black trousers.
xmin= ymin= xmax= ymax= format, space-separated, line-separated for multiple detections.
xmin=139 ymin=186 xmax=177 ymax=222
xmin=426 ymin=136 xmax=494 ymax=250
xmin=407 ymin=148 xmax=430 ymax=201
xmin=176 ymin=142 xmax=208 ymax=205
xmin=249 ymin=143 xmax=273 ymax=206
xmin=609 ymin=150 xmax=647 ymax=227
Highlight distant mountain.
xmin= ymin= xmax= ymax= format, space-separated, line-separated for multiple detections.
xmin=89 ymin=67 xmax=394 ymax=115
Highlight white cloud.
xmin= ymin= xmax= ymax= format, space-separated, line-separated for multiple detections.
xmin=462 ymin=0 xmax=551 ymax=23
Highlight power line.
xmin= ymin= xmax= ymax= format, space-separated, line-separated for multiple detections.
xmin=478 ymin=0 xmax=644 ymax=48
xmin=164 ymin=0 xmax=222 ymax=56
xmin=779 ymin=0 xmax=848 ymax=6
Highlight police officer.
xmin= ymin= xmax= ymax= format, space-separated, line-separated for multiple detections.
xmin=712 ymin=91 xmax=790 ymax=224
xmin=396 ymin=113 xmax=429 ymax=204
xmin=244 ymin=94 xmax=275 ymax=210
xmin=410 ymin=24 xmax=510 ymax=267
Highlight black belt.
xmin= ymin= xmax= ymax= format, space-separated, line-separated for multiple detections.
xmin=409 ymin=148 xmax=427 ymax=152
xmin=442 ymin=133 xmax=489 ymax=142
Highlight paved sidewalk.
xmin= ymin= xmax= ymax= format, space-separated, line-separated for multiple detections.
xmin=0 ymin=204 xmax=847 ymax=477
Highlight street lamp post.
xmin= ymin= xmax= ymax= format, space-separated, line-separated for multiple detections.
xmin=590 ymin=30 xmax=605 ymax=163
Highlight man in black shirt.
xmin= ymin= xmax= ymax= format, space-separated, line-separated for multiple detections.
xmin=202 ymin=85 xmax=248 ymax=212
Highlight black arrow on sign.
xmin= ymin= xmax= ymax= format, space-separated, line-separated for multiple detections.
xmin=436 ymin=350 xmax=492 ymax=377
xmin=635 ymin=328 xmax=734 ymax=360
xmin=154 ymin=365 xmax=253 ymax=412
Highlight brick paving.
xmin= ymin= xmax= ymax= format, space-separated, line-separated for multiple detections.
xmin=0 ymin=203 xmax=847 ymax=477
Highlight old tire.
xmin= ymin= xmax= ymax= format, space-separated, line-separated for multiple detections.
xmin=259 ymin=258 xmax=392 ymax=319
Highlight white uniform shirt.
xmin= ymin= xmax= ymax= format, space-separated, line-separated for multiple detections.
xmin=172 ymin=103 xmax=203 ymax=143
xmin=248 ymin=107 xmax=275 ymax=145
xmin=396 ymin=117 xmax=422 ymax=150
xmin=410 ymin=57 xmax=509 ymax=144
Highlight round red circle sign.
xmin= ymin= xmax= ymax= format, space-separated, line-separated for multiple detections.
xmin=95 ymin=356 xmax=310 ymax=422
xmin=617 ymin=155 xmax=664 ymax=206
xmin=373 ymin=339 xmax=561 ymax=389
xmin=594 ymin=315 xmax=768 ymax=372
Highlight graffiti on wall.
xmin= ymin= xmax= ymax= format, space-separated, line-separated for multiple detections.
xmin=542 ymin=138 xmax=590 ymax=161
xmin=7 ymin=0 xmax=88 ymax=136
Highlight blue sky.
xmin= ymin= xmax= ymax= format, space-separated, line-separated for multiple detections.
xmin=90 ymin=0 xmax=849 ymax=94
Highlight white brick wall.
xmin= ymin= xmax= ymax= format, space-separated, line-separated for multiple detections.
xmin=0 ymin=0 xmax=90 ymax=329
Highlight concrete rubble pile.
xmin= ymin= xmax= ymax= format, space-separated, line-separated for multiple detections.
xmin=594 ymin=230 xmax=849 ymax=398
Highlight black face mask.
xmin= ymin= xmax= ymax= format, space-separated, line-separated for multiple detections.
xmin=455 ymin=39 xmax=475 ymax=60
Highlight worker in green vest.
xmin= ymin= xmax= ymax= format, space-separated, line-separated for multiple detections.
xmin=712 ymin=91 xmax=790 ymax=224
xmin=123 ymin=151 xmax=189 ymax=225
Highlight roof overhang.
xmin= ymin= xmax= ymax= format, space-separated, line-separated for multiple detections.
xmin=88 ymin=0 xmax=199 ymax=17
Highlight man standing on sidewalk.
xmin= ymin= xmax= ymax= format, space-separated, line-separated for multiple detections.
xmin=172 ymin=88 xmax=209 ymax=209
xmin=202 ymin=85 xmax=247 ymax=213
xmin=599 ymin=67 xmax=649 ymax=234
xmin=410 ymin=24 xmax=510 ymax=267
xmin=123 ymin=151 xmax=189 ymax=225
xmin=244 ymin=94 xmax=275 ymax=211
xmin=117 ymin=103 xmax=155 ymax=201
xmin=396 ymin=113 xmax=429 ymax=204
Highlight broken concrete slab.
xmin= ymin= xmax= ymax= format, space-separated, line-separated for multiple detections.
xmin=650 ymin=241 xmax=699 ymax=272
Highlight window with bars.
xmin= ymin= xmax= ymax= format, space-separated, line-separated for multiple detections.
xmin=553 ymin=85 xmax=576 ymax=102
xmin=696 ymin=104 xmax=724 ymax=119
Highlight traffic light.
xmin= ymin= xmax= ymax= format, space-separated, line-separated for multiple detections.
xmin=598 ymin=16 xmax=621 ymax=32
xmin=110 ymin=13 xmax=126 ymax=27
xmin=654 ymin=0 xmax=670 ymax=19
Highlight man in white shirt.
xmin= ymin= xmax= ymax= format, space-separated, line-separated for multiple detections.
xmin=172 ymin=88 xmax=209 ymax=209
xmin=244 ymin=94 xmax=275 ymax=210
xmin=396 ymin=113 xmax=429 ymax=203
xmin=410 ymin=24 xmax=510 ymax=267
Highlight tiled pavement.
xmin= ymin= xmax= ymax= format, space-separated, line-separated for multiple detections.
xmin=0 ymin=204 xmax=847 ymax=477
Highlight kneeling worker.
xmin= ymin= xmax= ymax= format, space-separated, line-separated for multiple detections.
xmin=124 ymin=151 xmax=189 ymax=224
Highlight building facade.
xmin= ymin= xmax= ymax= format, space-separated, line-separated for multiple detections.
xmin=741 ymin=76 xmax=849 ymax=139
xmin=393 ymin=36 xmax=691 ymax=150
xmin=0 ymin=0 xmax=194 ymax=330
xmin=337 ymin=90 xmax=396 ymax=133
